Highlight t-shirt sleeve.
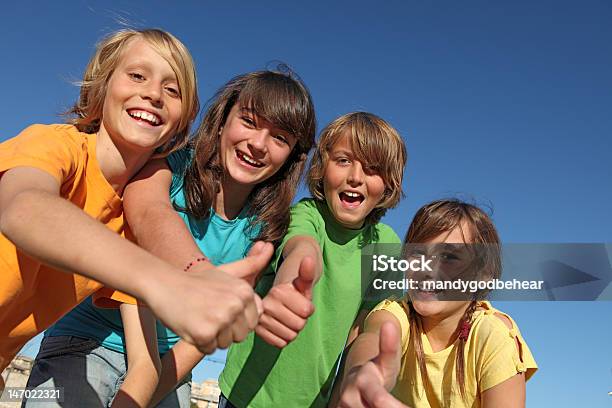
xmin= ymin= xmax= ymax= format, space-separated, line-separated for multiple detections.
xmin=477 ymin=312 xmax=538 ymax=392
xmin=166 ymin=148 xmax=192 ymax=198
xmin=0 ymin=124 xmax=79 ymax=184
xmin=271 ymin=199 xmax=322 ymax=270
xmin=92 ymin=288 xmax=138 ymax=308
xmin=361 ymin=224 xmax=402 ymax=311
xmin=369 ymin=299 xmax=411 ymax=355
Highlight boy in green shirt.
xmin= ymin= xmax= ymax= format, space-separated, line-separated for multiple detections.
xmin=219 ymin=112 xmax=407 ymax=407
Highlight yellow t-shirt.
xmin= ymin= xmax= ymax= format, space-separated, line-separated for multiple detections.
xmin=370 ymin=300 xmax=537 ymax=408
xmin=0 ymin=124 xmax=123 ymax=371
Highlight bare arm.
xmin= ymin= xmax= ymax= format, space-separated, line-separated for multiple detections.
xmin=149 ymin=341 xmax=204 ymax=406
xmin=0 ymin=166 xmax=268 ymax=353
xmin=123 ymin=158 xmax=205 ymax=268
xmin=0 ymin=166 xmax=168 ymax=302
xmin=328 ymin=309 xmax=368 ymax=406
xmin=334 ymin=311 xmax=408 ymax=408
xmin=481 ymin=373 xmax=526 ymax=408
xmin=255 ymin=235 xmax=322 ymax=347
xmin=481 ymin=313 xmax=527 ymax=408
xmin=110 ymin=304 xmax=161 ymax=408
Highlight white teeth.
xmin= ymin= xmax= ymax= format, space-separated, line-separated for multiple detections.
xmin=345 ymin=192 xmax=361 ymax=198
xmin=129 ymin=110 xmax=160 ymax=125
xmin=238 ymin=151 xmax=263 ymax=166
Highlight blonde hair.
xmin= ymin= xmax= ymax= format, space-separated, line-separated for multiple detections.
xmin=307 ymin=112 xmax=407 ymax=225
xmin=67 ymin=28 xmax=199 ymax=156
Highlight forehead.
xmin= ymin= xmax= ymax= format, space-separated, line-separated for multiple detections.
xmin=117 ymin=38 xmax=177 ymax=78
xmin=427 ymin=221 xmax=473 ymax=244
xmin=328 ymin=131 xmax=353 ymax=153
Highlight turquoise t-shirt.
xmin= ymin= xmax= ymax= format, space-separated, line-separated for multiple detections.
xmin=218 ymin=198 xmax=401 ymax=408
xmin=45 ymin=149 xmax=259 ymax=354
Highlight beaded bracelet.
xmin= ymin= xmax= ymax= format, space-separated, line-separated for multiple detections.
xmin=184 ymin=256 xmax=209 ymax=272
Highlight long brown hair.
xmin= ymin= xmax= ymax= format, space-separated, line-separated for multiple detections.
xmin=404 ymin=199 xmax=501 ymax=398
xmin=181 ymin=69 xmax=316 ymax=244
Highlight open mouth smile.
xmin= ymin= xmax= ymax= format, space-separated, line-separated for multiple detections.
xmin=236 ymin=150 xmax=265 ymax=168
xmin=127 ymin=109 xmax=163 ymax=126
xmin=339 ymin=191 xmax=365 ymax=209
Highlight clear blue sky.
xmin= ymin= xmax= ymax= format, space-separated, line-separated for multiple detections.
xmin=2 ymin=1 xmax=611 ymax=406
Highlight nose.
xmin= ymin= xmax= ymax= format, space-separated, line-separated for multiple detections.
xmin=141 ymin=81 xmax=163 ymax=107
xmin=347 ymin=162 xmax=364 ymax=186
xmin=247 ymin=129 xmax=269 ymax=157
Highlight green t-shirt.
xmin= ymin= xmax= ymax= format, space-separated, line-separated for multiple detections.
xmin=219 ymin=198 xmax=401 ymax=407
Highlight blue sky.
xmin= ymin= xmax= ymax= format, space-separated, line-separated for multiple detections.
xmin=2 ymin=1 xmax=611 ymax=406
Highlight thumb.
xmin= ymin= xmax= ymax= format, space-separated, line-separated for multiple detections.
xmin=219 ymin=241 xmax=274 ymax=286
xmin=292 ymin=256 xmax=315 ymax=300
xmin=372 ymin=321 xmax=401 ymax=384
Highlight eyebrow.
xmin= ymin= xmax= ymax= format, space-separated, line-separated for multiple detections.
xmin=239 ymin=106 xmax=257 ymax=115
xmin=124 ymin=61 xmax=178 ymax=81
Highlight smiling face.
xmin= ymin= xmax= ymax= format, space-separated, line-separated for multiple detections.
xmin=322 ymin=132 xmax=386 ymax=229
xmin=219 ymin=104 xmax=296 ymax=194
xmin=99 ymin=37 xmax=182 ymax=153
xmin=408 ymin=223 xmax=474 ymax=321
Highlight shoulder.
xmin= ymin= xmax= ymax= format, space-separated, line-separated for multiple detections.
xmin=11 ymin=124 xmax=86 ymax=145
xmin=0 ymin=124 xmax=87 ymax=181
xmin=369 ymin=299 xmax=410 ymax=354
xmin=291 ymin=197 xmax=320 ymax=213
xmin=166 ymin=148 xmax=193 ymax=175
xmin=370 ymin=299 xmax=409 ymax=320
xmin=471 ymin=302 xmax=538 ymax=385
xmin=288 ymin=198 xmax=325 ymax=226
xmin=371 ymin=222 xmax=401 ymax=243
xmin=472 ymin=302 xmax=529 ymax=344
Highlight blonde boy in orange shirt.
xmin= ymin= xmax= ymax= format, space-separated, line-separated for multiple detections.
xmin=0 ymin=29 xmax=269 ymax=391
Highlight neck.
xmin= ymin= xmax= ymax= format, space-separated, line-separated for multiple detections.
xmin=214 ymin=177 xmax=254 ymax=220
xmin=96 ymin=128 xmax=153 ymax=195
xmin=420 ymin=302 xmax=471 ymax=352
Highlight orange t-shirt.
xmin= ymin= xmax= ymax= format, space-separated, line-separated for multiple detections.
xmin=0 ymin=124 xmax=123 ymax=371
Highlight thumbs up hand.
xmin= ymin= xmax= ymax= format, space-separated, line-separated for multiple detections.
xmin=337 ymin=322 xmax=409 ymax=408
xmin=255 ymin=255 xmax=317 ymax=348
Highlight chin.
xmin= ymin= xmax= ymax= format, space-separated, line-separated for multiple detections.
xmin=411 ymin=298 xmax=445 ymax=317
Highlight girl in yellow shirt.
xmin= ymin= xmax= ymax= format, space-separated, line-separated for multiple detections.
xmin=335 ymin=199 xmax=537 ymax=408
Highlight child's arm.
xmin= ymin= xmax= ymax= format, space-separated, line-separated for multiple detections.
xmin=122 ymin=159 xmax=209 ymax=273
xmin=480 ymin=373 xmax=526 ymax=408
xmin=148 ymin=340 xmax=204 ymax=406
xmin=0 ymin=166 xmax=268 ymax=353
xmin=480 ymin=313 xmax=527 ymax=408
xmin=110 ymin=304 xmax=161 ymax=408
xmin=334 ymin=312 xmax=408 ymax=408
xmin=254 ymin=235 xmax=322 ymax=348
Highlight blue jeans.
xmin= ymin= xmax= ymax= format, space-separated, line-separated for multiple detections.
xmin=23 ymin=336 xmax=191 ymax=408
xmin=218 ymin=393 xmax=237 ymax=408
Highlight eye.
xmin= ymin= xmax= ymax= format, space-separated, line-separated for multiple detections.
xmin=365 ymin=164 xmax=381 ymax=175
xmin=273 ymin=134 xmax=290 ymax=145
xmin=241 ymin=115 xmax=256 ymax=127
xmin=336 ymin=157 xmax=351 ymax=166
xmin=165 ymin=85 xmax=181 ymax=98
xmin=439 ymin=252 xmax=460 ymax=262
xmin=128 ymin=72 xmax=145 ymax=81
